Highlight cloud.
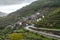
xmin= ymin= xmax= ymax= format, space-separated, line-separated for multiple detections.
xmin=0 ymin=0 xmax=37 ymax=14
xmin=0 ymin=0 xmax=23 ymax=5
xmin=0 ymin=0 xmax=36 ymax=5
xmin=0 ymin=3 xmax=29 ymax=14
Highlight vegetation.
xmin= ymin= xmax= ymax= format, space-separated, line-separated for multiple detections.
xmin=8 ymin=29 xmax=56 ymax=40
xmin=9 ymin=33 xmax=24 ymax=40
xmin=35 ymin=8 xmax=60 ymax=29
xmin=0 ymin=0 xmax=60 ymax=40
xmin=0 ymin=28 xmax=56 ymax=40
xmin=0 ymin=0 xmax=60 ymax=29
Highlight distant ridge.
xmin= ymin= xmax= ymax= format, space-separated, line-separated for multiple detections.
xmin=0 ymin=12 xmax=7 ymax=17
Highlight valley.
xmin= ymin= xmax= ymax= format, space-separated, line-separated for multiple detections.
xmin=0 ymin=0 xmax=60 ymax=40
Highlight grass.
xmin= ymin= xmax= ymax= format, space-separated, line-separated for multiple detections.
xmin=12 ymin=29 xmax=56 ymax=40
xmin=38 ymin=27 xmax=60 ymax=30
xmin=0 ymin=28 xmax=57 ymax=40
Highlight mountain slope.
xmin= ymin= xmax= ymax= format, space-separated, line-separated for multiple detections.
xmin=35 ymin=8 xmax=60 ymax=29
xmin=0 ymin=0 xmax=60 ymax=29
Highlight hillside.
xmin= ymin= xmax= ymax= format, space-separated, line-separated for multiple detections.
xmin=0 ymin=0 xmax=60 ymax=40
xmin=35 ymin=8 xmax=60 ymax=29
xmin=0 ymin=12 xmax=7 ymax=17
xmin=0 ymin=0 xmax=60 ymax=29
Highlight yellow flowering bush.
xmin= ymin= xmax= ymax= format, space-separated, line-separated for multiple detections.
xmin=9 ymin=33 xmax=24 ymax=40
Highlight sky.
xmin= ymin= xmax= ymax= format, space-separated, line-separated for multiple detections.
xmin=0 ymin=3 xmax=30 ymax=14
xmin=0 ymin=0 xmax=36 ymax=14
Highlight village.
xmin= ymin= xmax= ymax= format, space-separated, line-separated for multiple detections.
xmin=12 ymin=12 xmax=44 ymax=30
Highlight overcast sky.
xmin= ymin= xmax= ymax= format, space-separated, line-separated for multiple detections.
xmin=0 ymin=0 xmax=36 ymax=14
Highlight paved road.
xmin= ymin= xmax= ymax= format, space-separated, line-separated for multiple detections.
xmin=24 ymin=25 xmax=60 ymax=39
xmin=34 ymin=27 xmax=60 ymax=32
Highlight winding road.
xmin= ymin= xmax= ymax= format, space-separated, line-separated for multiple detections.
xmin=24 ymin=25 xmax=60 ymax=39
